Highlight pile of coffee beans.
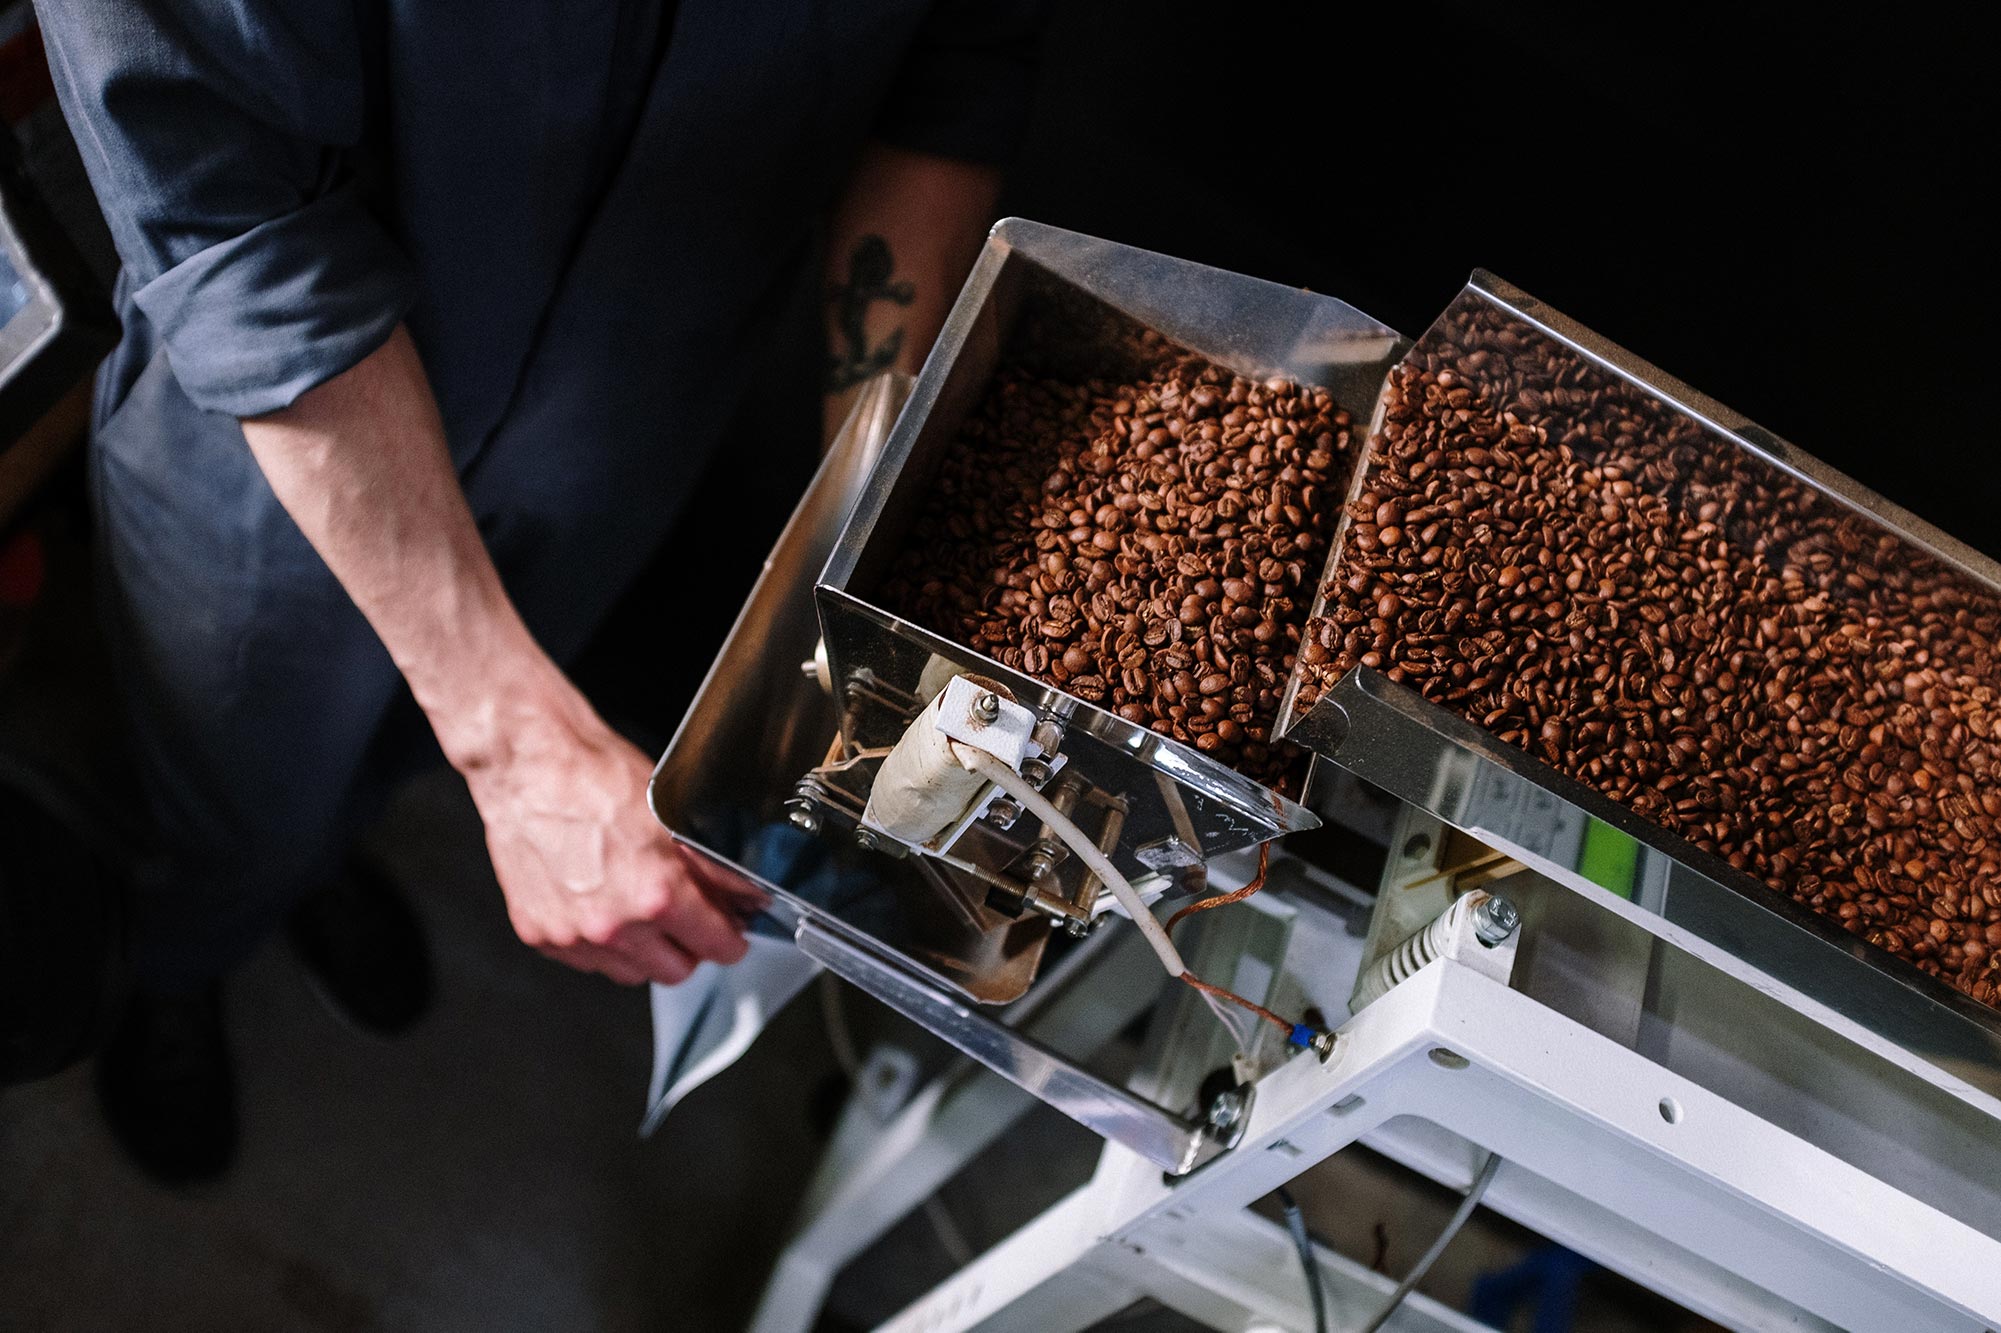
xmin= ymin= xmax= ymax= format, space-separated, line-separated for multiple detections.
xmin=879 ymin=346 xmax=1356 ymax=785
xmin=1295 ymin=297 xmax=2001 ymax=1005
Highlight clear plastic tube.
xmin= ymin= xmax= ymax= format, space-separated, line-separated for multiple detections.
xmin=953 ymin=744 xmax=1186 ymax=978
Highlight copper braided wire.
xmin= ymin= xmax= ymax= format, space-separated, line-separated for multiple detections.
xmin=1179 ymin=971 xmax=1295 ymax=1035
xmin=1166 ymin=844 xmax=1297 ymax=1035
xmin=1166 ymin=843 xmax=1271 ymax=939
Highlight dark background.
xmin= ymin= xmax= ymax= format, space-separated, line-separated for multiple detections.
xmin=1003 ymin=5 xmax=1990 ymax=547
xmin=612 ymin=3 xmax=1994 ymax=735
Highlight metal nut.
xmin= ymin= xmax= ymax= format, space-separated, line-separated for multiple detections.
xmin=1473 ymin=894 xmax=1521 ymax=946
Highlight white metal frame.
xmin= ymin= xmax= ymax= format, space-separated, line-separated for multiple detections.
xmin=759 ymin=949 xmax=2001 ymax=1333
xmin=750 ymin=929 xmax=1166 ymax=1333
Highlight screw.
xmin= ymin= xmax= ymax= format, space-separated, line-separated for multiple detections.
xmin=1310 ymin=1030 xmax=1337 ymax=1061
xmin=1206 ymin=1089 xmax=1247 ymax=1135
xmin=855 ymin=828 xmax=882 ymax=852
xmin=1134 ymin=836 xmax=1203 ymax=871
xmin=971 ymin=690 xmax=1001 ymax=723
xmin=1022 ymin=847 xmax=1059 ymax=882
xmin=787 ymin=803 xmax=821 ymax=834
xmin=985 ymin=796 xmax=1022 ymax=830
xmin=1020 ymin=756 xmax=1053 ymax=787
xmin=1063 ymin=917 xmax=1090 ymax=938
xmin=1473 ymin=894 xmax=1520 ymax=946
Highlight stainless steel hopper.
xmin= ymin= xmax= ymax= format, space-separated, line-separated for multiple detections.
xmin=653 ymin=218 xmax=1406 ymax=1005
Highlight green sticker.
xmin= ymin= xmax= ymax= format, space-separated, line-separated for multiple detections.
xmin=1578 ymin=816 xmax=1639 ymax=899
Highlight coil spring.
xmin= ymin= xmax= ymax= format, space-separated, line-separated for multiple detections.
xmin=1350 ymin=892 xmax=1489 ymax=1013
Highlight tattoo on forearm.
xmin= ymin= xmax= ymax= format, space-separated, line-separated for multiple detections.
xmin=825 ymin=234 xmax=916 ymax=392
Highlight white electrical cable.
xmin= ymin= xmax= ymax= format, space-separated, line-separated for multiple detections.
xmin=1201 ymin=989 xmax=1264 ymax=1053
xmin=1358 ymin=1153 xmax=1503 ymax=1333
xmin=953 ymin=745 xmax=1187 ymax=979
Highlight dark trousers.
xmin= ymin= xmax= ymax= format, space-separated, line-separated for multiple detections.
xmin=93 ymin=263 xmax=820 ymax=993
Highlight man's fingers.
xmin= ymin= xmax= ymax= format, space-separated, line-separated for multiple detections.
xmin=661 ymin=873 xmax=750 ymax=965
xmin=612 ymin=923 xmax=698 ymax=987
xmin=674 ymin=844 xmax=768 ymax=924
xmin=579 ymin=945 xmax=649 ymax=986
xmin=545 ymin=941 xmax=649 ymax=987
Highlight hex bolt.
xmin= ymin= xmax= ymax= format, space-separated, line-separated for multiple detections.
xmin=971 ymin=690 xmax=1001 ymax=723
xmin=1063 ymin=918 xmax=1091 ymax=938
xmin=1473 ymin=894 xmax=1521 ymax=946
xmin=1020 ymin=755 xmax=1053 ymax=787
xmin=985 ymin=795 xmax=1022 ymax=829
xmin=854 ymin=828 xmax=882 ymax=852
xmin=1206 ymin=1088 xmax=1247 ymax=1135
xmin=1022 ymin=847 xmax=1059 ymax=882
xmin=787 ymin=803 xmax=821 ymax=835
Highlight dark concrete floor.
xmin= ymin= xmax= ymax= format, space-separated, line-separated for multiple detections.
xmin=1 ymin=769 xmax=842 ymax=1332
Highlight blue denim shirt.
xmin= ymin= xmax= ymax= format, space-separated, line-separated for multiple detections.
xmin=35 ymin=0 xmax=1039 ymax=446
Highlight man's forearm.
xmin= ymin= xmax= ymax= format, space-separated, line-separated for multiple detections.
xmin=240 ymin=324 xmax=566 ymax=769
xmin=823 ymin=143 xmax=1001 ymax=441
xmin=239 ymin=323 xmax=746 ymax=984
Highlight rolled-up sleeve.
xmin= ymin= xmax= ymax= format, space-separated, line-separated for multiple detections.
xmin=33 ymin=0 xmax=416 ymax=418
xmin=874 ymin=0 xmax=1048 ymax=167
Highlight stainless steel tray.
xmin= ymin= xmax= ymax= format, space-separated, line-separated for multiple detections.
xmin=816 ymin=218 xmax=1413 ymax=853
xmin=1283 ymin=273 xmax=2001 ymax=1114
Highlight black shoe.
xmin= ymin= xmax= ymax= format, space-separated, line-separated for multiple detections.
xmin=95 ymin=985 xmax=237 ymax=1186
xmin=287 ymin=859 xmax=433 ymax=1036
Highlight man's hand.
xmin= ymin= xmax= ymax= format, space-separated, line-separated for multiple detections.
xmin=461 ymin=688 xmax=748 ymax=985
xmin=241 ymin=325 xmax=745 ymax=987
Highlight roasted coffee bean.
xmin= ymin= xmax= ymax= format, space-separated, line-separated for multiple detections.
xmin=1293 ymin=295 xmax=2001 ymax=1007
xmin=881 ymin=339 xmax=1355 ymax=786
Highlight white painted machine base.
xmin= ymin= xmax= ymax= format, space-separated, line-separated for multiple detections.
xmin=758 ymin=952 xmax=2001 ymax=1333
